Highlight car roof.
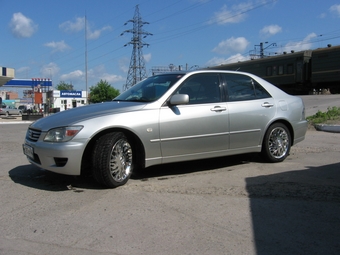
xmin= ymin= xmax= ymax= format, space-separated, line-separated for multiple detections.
xmin=155 ymin=69 xmax=260 ymax=76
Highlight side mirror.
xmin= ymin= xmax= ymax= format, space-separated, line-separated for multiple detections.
xmin=169 ymin=94 xmax=189 ymax=105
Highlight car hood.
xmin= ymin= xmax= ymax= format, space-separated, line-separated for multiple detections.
xmin=31 ymin=101 xmax=146 ymax=130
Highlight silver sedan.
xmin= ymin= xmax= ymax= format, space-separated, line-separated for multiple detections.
xmin=0 ymin=105 xmax=22 ymax=116
xmin=23 ymin=70 xmax=308 ymax=188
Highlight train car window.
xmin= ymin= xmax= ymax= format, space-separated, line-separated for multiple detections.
xmin=223 ymin=73 xmax=271 ymax=102
xmin=278 ymin=65 xmax=284 ymax=75
xmin=272 ymin=66 xmax=277 ymax=76
xmin=287 ymin=64 xmax=294 ymax=74
xmin=266 ymin=66 xmax=272 ymax=76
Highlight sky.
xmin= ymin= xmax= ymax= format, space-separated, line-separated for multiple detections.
xmin=1 ymin=0 xmax=340 ymax=95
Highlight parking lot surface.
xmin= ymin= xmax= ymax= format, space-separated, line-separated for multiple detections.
xmin=0 ymin=95 xmax=340 ymax=255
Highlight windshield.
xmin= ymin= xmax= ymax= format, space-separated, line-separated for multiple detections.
xmin=114 ymin=73 xmax=184 ymax=102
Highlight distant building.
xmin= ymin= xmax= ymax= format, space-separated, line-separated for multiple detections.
xmin=50 ymin=90 xmax=88 ymax=111
xmin=0 ymin=67 xmax=15 ymax=87
xmin=0 ymin=90 xmax=19 ymax=100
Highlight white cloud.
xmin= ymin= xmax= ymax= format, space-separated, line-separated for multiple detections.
xmin=60 ymin=70 xmax=84 ymax=82
xmin=144 ymin=53 xmax=152 ymax=63
xmin=260 ymin=25 xmax=282 ymax=37
xmin=9 ymin=12 xmax=38 ymax=38
xmin=85 ymin=65 xmax=125 ymax=86
xmin=16 ymin=66 xmax=31 ymax=77
xmin=330 ymin=4 xmax=340 ymax=17
xmin=282 ymin=33 xmax=317 ymax=53
xmin=209 ymin=3 xmax=252 ymax=25
xmin=100 ymin=73 xmax=125 ymax=84
xmin=119 ymin=57 xmax=130 ymax=73
xmin=40 ymin=63 xmax=60 ymax=79
xmin=43 ymin=64 xmax=124 ymax=90
xmin=59 ymin=17 xmax=84 ymax=33
xmin=319 ymin=13 xmax=327 ymax=19
xmin=87 ymin=26 xmax=111 ymax=40
xmin=206 ymin=53 xmax=249 ymax=67
xmin=212 ymin=37 xmax=250 ymax=54
xmin=60 ymin=17 xmax=111 ymax=40
xmin=44 ymin=41 xmax=71 ymax=52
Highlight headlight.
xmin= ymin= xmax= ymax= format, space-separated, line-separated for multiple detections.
xmin=44 ymin=126 xmax=83 ymax=142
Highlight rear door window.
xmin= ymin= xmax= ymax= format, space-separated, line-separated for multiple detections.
xmin=222 ymin=73 xmax=271 ymax=101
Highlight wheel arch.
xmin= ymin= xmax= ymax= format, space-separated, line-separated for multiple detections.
xmin=264 ymin=119 xmax=294 ymax=145
xmin=80 ymin=127 xmax=146 ymax=176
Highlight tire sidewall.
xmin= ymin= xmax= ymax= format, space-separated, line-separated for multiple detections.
xmin=262 ymin=123 xmax=291 ymax=163
xmin=92 ymin=132 xmax=134 ymax=188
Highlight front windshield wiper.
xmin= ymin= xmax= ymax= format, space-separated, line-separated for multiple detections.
xmin=113 ymin=97 xmax=153 ymax=102
xmin=125 ymin=98 xmax=151 ymax=102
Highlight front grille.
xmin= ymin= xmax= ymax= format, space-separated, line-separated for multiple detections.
xmin=26 ymin=128 xmax=42 ymax=142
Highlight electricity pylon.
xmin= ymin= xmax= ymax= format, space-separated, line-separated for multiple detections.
xmin=121 ymin=5 xmax=152 ymax=91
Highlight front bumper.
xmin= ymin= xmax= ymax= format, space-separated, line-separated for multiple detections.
xmin=23 ymin=138 xmax=88 ymax=176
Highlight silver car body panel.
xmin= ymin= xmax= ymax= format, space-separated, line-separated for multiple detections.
xmin=24 ymin=70 xmax=308 ymax=176
xmin=0 ymin=106 xmax=21 ymax=115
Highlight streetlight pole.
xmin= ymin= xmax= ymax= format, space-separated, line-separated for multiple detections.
xmin=85 ymin=13 xmax=88 ymax=104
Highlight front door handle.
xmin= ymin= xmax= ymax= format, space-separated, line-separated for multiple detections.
xmin=210 ymin=106 xmax=227 ymax=112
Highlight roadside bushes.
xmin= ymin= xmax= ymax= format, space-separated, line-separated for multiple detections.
xmin=307 ymin=106 xmax=340 ymax=124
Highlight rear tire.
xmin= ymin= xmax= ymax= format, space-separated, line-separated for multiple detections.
xmin=92 ymin=132 xmax=133 ymax=188
xmin=261 ymin=123 xmax=291 ymax=163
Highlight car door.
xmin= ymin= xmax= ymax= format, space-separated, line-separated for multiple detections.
xmin=223 ymin=73 xmax=276 ymax=149
xmin=159 ymin=73 xmax=229 ymax=163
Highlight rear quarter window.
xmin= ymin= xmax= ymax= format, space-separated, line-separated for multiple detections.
xmin=223 ymin=73 xmax=271 ymax=101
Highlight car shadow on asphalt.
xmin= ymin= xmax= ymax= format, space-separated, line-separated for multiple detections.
xmin=131 ymin=153 xmax=260 ymax=180
xmin=8 ymin=164 xmax=104 ymax=191
xmin=8 ymin=153 xmax=261 ymax=191
xmin=245 ymin=161 xmax=340 ymax=254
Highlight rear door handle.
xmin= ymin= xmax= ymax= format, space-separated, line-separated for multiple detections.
xmin=261 ymin=102 xmax=274 ymax=108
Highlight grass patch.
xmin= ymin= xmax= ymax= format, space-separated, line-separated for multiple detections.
xmin=306 ymin=106 xmax=340 ymax=125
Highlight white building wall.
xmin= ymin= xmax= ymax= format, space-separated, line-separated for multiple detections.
xmin=52 ymin=90 xmax=87 ymax=111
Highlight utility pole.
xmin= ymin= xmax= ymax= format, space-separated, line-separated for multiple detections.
xmin=255 ymin=42 xmax=277 ymax=58
xmin=85 ymin=13 xmax=88 ymax=103
xmin=121 ymin=5 xmax=152 ymax=91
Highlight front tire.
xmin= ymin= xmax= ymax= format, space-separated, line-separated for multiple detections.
xmin=261 ymin=123 xmax=291 ymax=163
xmin=92 ymin=132 xmax=133 ymax=188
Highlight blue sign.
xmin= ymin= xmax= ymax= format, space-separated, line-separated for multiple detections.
xmin=4 ymin=79 xmax=52 ymax=87
xmin=60 ymin=91 xmax=82 ymax=98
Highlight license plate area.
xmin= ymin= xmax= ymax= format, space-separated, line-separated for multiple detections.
xmin=23 ymin=144 xmax=34 ymax=159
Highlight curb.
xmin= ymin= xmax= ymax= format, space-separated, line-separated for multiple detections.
xmin=315 ymin=124 xmax=340 ymax=133
xmin=0 ymin=117 xmax=32 ymax=124
xmin=0 ymin=121 xmax=33 ymax=124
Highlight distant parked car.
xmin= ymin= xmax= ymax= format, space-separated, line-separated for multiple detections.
xmin=0 ymin=105 xmax=22 ymax=116
xmin=23 ymin=70 xmax=308 ymax=188
xmin=18 ymin=105 xmax=28 ymax=113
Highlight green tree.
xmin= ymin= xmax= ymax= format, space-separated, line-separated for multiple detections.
xmin=55 ymin=81 xmax=74 ymax=91
xmin=89 ymin=79 xmax=120 ymax=103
